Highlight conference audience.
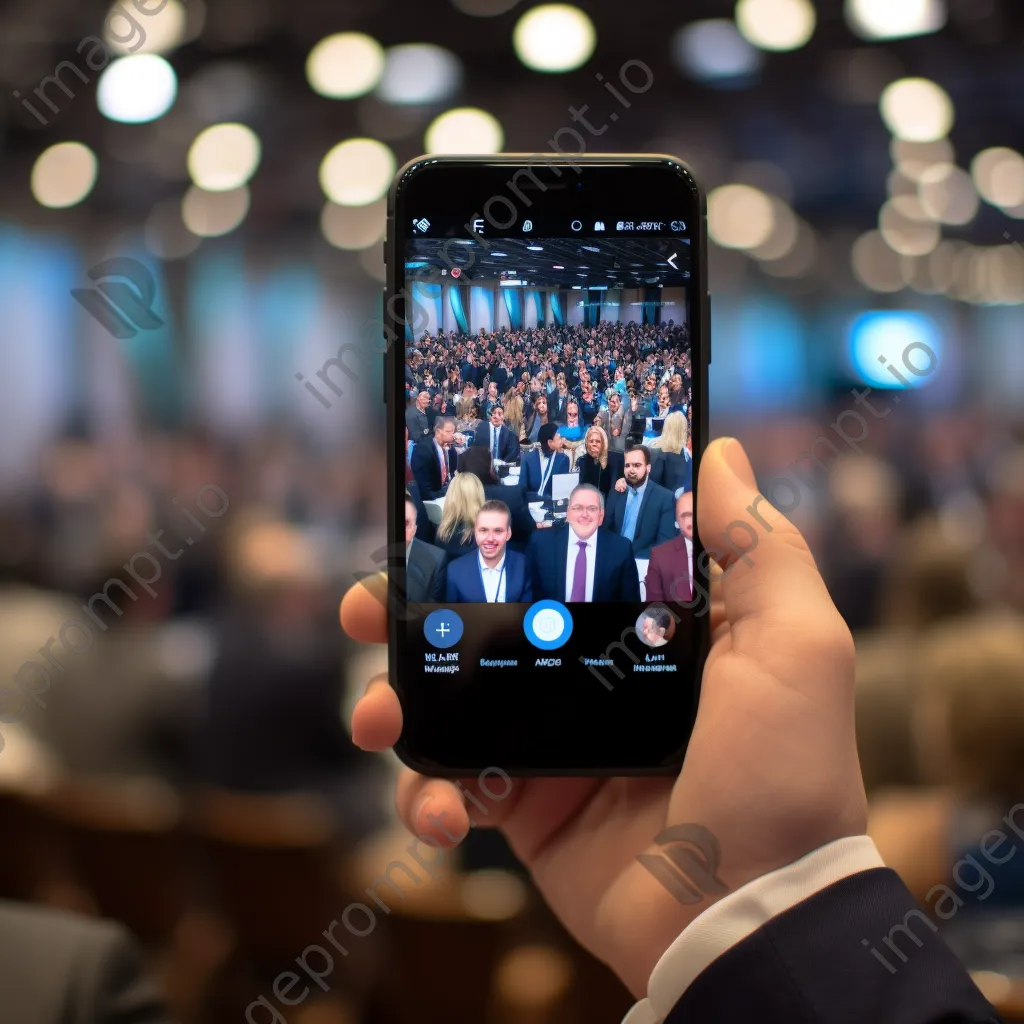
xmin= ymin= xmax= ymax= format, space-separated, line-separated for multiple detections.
xmin=458 ymin=446 xmax=535 ymax=549
xmin=645 ymin=490 xmax=694 ymax=604
xmin=471 ymin=404 xmax=521 ymax=463
xmin=405 ymin=391 xmax=431 ymax=441
xmin=606 ymin=446 xmax=677 ymax=559
xmin=434 ymin=471 xmax=486 ymax=559
xmin=561 ymin=400 xmax=584 ymax=444
xmin=596 ymin=391 xmax=632 ymax=453
xmin=650 ymin=411 xmax=693 ymax=495
xmin=411 ymin=416 xmax=460 ymax=500
xmin=445 ymin=500 xmax=533 ymax=603
xmin=526 ymin=483 xmax=640 ymax=602
xmin=523 ymin=394 xmax=551 ymax=442
xmin=576 ymin=425 xmax=625 ymax=497
xmin=520 ymin=423 xmax=570 ymax=501
xmin=404 ymin=496 xmax=446 ymax=602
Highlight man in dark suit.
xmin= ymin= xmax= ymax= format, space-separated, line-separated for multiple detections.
xmin=446 ymin=501 xmax=532 ymax=603
xmin=411 ymin=416 xmax=458 ymax=500
xmin=405 ymin=391 xmax=431 ymax=441
xmin=471 ymin=405 xmax=521 ymax=463
xmin=461 ymin=352 xmax=484 ymax=388
xmin=645 ymin=490 xmax=693 ymax=603
xmin=605 ymin=445 xmax=677 ymax=559
xmin=526 ymin=483 xmax=640 ymax=602
xmin=405 ymin=496 xmax=447 ymax=601
xmin=0 ymin=901 xmax=171 ymax=1024
xmin=520 ymin=423 xmax=570 ymax=501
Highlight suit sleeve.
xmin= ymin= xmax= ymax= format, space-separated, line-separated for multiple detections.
xmin=623 ymin=838 xmax=1001 ymax=1024
xmin=622 ymin=547 xmax=641 ymax=602
xmin=431 ymin=553 xmax=447 ymax=602
xmin=655 ymin=493 xmax=677 ymax=547
xmin=644 ymin=550 xmax=666 ymax=602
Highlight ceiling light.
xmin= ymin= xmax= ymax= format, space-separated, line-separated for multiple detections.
xmin=187 ymin=123 xmax=261 ymax=191
xmin=104 ymin=0 xmax=188 ymax=55
xmin=97 ymin=54 xmax=177 ymax=123
xmin=424 ymin=107 xmax=504 ymax=154
xmin=307 ymin=33 xmax=385 ymax=99
xmin=673 ymin=20 xmax=762 ymax=82
xmin=30 ymin=142 xmax=98 ymax=209
xmin=917 ymin=164 xmax=979 ymax=225
xmin=880 ymin=78 xmax=954 ymax=143
xmin=879 ymin=198 xmax=940 ymax=256
xmin=376 ymin=44 xmax=461 ymax=104
xmin=852 ymin=230 xmax=904 ymax=292
xmin=319 ymin=138 xmax=396 ymax=205
xmin=971 ymin=148 xmax=1024 ymax=209
xmin=749 ymin=198 xmax=799 ymax=260
xmin=321 ymin=198 xmax=387 ymax=250
xmin=891 ymin=138 xmax=955 ymax=181
xmin=735 ymin=0 xmax=816 ymax=52
xmin=513 ymin=5 xmax=596 ymax=73
xmin=845 ymin=0 xmax=945 ymax=40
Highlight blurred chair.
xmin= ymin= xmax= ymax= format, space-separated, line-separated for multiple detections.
xmin=0 ymin=785 xmax=74 ymax=905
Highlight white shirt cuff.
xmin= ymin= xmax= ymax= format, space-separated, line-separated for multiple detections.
xmin=622 ymin=835 xmax=885 ymax=1024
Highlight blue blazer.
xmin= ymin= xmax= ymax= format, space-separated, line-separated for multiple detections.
xmin=471 ymin=423 xmax=521 ymax=463
xmin=445 ymin=548 xmax=532 ymax=603
xmin=526 ymin=527 xmax=640 ymax=602
xmin=604 ymin=479 xmax=677 ymax=559
xmin=652 ymin=449 xmax=692 ymax=496
xmin=519 ymin=450 xmax=570 ymax=498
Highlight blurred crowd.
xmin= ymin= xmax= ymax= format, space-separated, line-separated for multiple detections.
xmin=0 ymin=392 xmax=1023 ymax=1020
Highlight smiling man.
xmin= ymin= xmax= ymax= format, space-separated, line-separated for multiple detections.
xmin=445 ymin=501 xmax=531 ymax=603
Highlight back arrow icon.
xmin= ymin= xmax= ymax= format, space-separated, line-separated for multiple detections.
xmin=667 ymin=253 xmax=678 ymax=269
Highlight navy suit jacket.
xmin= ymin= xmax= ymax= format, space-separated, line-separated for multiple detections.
xmin=445 ymin=548 xmax=532 ymax=603
xmin=652 ymin=449 xmax=693 ymax=496
xmin=526 ymin=527 xmax=640 ymax=602
xmin=605 ymin=478 xmax=677 ymax=559
xmin=519 ymin=450 xmax=570 ymax=498
xmin=471 ymin=423 xmax=521 ymax=463
xmin=410 ymin=438 xmax=458 ymax=500
xmin=665 ymin=869 xmax=1000 ymax=1023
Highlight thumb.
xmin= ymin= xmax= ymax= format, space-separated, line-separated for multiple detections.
xmin=697 ymin=438 xmax=846 ymax=645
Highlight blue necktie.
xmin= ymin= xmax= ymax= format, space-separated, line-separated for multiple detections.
xmin=621 ymin=487 xmax=640 ymax=542
xmin=492 ymin=427 xmax=499 ymax=460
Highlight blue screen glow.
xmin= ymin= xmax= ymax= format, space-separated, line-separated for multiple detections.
xmin=848 ymin=311 xmax=942 ymax=390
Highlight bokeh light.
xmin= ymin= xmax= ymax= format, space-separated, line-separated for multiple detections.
xmin=104 ymin=0 xmax=188 ymax=55
xmin=30 ymin=142 xmax=98 ymax=209
xmin=735 ymin=0 xmax=816 ymax=52
xmin=97 ymin=54 xmax=177 ymax=123
xmin=321 ymin=198 xmax=387 ymax=251
xmin=181 ymin=185 xmax=250 ymax=237
xmin=879 ymin=198 xmax=941 ymax=256
xmin=673 ymin=20 xmax=762 ymax=82
xmin=512 ymin=5 xmax=596 ymax=73
xmin=187 ymin=123 xmax=261 ymax=192
xmin=845 ymin=0 xmax=945 ymax=40
xmin=424 ymin=108 xmax=504 ymax=154
xmin=880 ymin=78 xmax=954 ymax=143
xmin=971 ymin=148 xmax=1024 ymax=209
xmin=708 ymin=184 xmax=775 ymax=249
xmin=319 ymin=139 xmax=396 ymax=206
xmin=376 ymin=44 xmax=461 ymax=104
xmin=917 ymin=164 xmax=979 ymax=225
xmin=852 ymin=230 xmax=905 ymax=292
xmin=306 ymin=33 xmax=385 ymax=99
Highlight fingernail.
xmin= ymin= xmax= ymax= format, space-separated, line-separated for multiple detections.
xmin=722 ymin=438 xmax=757 ymax=490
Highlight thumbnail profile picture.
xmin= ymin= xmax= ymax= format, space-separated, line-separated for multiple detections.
xmin=636 ymin=604 xmax=675 ymax=648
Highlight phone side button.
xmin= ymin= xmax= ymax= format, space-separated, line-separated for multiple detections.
xmin=705 ymin=292 xmax=712 ymax=365
xmin=383 ymin=346 xmax=388 ymax=405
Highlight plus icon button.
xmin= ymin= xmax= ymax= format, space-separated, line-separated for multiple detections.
xmin=435 ymin=622 xmax=450 ymax=639
xmin=424 ymin=609 xmax=463 ymax=649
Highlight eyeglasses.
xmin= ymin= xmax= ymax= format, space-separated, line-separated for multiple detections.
xmin=569 ymin=504 xmax=601 ymax=514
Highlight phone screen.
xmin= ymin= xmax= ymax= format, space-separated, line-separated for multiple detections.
xmin=388 ymin=159 xmax=708 ymax=774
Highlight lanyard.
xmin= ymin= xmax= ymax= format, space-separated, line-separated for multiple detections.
xmin=539 ymin=452 xmax=556 ymax=494
xmin=482 ymin=560 xmax=506 ymax=602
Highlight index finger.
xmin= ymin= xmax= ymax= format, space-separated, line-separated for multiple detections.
xmin=340 ymin=574 xmax=387 ymax=644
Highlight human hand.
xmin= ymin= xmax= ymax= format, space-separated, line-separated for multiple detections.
xmin=341 ymin=438 xmax=865 ymax=997
xmin=614 ymin=477 xmax=628 ymax=493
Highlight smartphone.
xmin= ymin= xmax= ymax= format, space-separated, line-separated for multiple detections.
xmin=384 ymin=154 xmax=709 ymax=776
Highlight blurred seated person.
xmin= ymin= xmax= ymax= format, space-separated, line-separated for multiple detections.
xmin=404 ymin=496 xmax=446 ymax=602
xmin=579 ymin=381 xmax=602 ymax=423
xmin=434 ymin=472 xmax=486 ymax=559
xmin=471 ymin=404 xmax=520 ymax=463
xmin=668 ymin=372 xmax=687 ymax=412
xmin=869 ymin=611 xmax=1024 ymax=908
xmin=405 ymin=391 xmax=430 ymax=442
xmin=577 ymin=425 xmax=624 ymax=498
xmin=595 ymin=391 xmax=632 ymax=453
xmin=458 ymin=447 xmax=535 ymax=549
xmin=426 ymin=390 xmax=456 ymax=431
xmin=502 ymin=392 xmax=525 ymax=440
xmin=0 ymin=901 xmax=172 ymax=1024
xmin=445 ymin=501 xmax=532 ymax=603
xmin=454 ymin=395 xmax=482 ymax=436
xmin=411 ymin=416 xmax=459 ymax=500
xmin=548 ymin=375 xmax=571 ymax=423
xmin=519 ymin=424 xmax=570 ymax=502
xmin=606 ymin=446 xmax=677 ymax=559
xmin=482 ymin=381 xmax=501 ymax=418
xmin=526 ymin=484 xmax=640 ymax=602
xmin=560 ymin=400 xmax=584 ymax=445
xmin=651 ymin=383 xmax=674 ymax=421
xmin=404 ymin=427 xmax=433 ymax=541
xmin=199 ymin=519 xmax=386 ymax=838
xmin=645 ymin=490 xmax=694 ymax=604
xmin=649 ymin=411 xmax=693 ymax=495
xmin=522 ymin=393 xmax=550 ymax=443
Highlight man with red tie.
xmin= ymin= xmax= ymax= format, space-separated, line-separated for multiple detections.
xmin=645 ymin=490 xmax=694 ymax=603
xmin=410 ymin=416 xmax=459 ymax=500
